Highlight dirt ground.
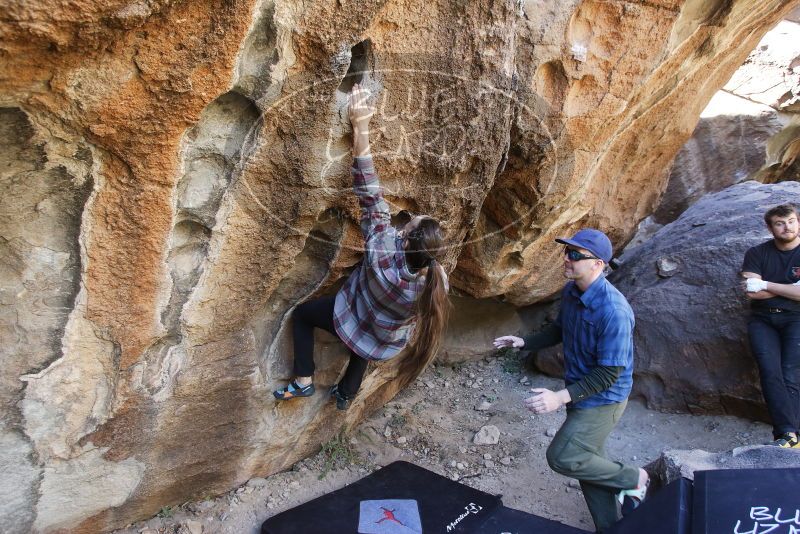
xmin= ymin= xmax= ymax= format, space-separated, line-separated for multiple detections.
xmin=114 ymin=353 xmax=770 ymax=534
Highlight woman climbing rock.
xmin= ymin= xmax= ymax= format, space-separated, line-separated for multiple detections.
xmin=273 ymin=83 xmax=450 ymax=410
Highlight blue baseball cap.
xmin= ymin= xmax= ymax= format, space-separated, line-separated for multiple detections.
xmin=555 ymin=228 xmax=613 ymax=263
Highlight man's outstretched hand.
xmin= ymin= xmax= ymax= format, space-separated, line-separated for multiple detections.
xmin=524 ymin=388 xmax=570 ymax=414
xmin=493 ymin=335 xmax=524 ymax=349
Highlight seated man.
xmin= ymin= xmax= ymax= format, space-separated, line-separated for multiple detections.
xmin=742 ymin=203 xmax=800 ymax=448
xmin=494 ymin=229 xmax=647 ymax=532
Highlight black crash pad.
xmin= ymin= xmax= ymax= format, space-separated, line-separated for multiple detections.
xmin=476 ymin=505 xmax=590 ymax=533
xmin=261 ymin=461 xmax=501 ymax=534
xmin=691 ymin=468 xmax=800 ymax=534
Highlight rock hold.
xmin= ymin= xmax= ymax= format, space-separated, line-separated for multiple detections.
xmin=179 ymin=521 xmax=204 ymax=534
xmin=473 ymin=426 xmax=501 ymax=445
xmin=475 ymin=401 xmax=493 ymax=411
xmin=655 ymin=257 xmax=679 ymax=278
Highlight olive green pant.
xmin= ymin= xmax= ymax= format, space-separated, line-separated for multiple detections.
xmin=546 ymin=401 xmax=640 ymax=532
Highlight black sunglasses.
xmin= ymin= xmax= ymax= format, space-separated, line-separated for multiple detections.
xmin=564 ymin=247 xmax=600 ymax=262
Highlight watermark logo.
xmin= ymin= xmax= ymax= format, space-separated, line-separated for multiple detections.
xmin=446 ymin=501 xmax=484 ymax=531
xmin=229 ymin=60 xmax=564 ymax=255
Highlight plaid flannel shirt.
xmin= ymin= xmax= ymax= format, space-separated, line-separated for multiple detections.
xmin=334 ymin=156 xmax=436 ymax=361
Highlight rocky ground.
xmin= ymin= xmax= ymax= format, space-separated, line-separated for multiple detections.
xmin=114 ymin=352 xmax=771 ymax=534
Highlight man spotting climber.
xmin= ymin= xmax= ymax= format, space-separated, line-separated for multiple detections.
xmin=494 ymin=229 xmax=648 ymax=532
xmin=742 ymin=203 xmax=800 ymax=449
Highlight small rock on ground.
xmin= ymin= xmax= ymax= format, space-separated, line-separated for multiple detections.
xmin=474 ymin=425 xmax=501 ymax=445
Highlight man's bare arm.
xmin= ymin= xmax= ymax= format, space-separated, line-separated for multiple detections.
xmin=760 ymin=280 xmax=800 ymax=301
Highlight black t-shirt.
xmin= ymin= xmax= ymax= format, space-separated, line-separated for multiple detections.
xmin=741 ymin=239 xmax=800 ymax=312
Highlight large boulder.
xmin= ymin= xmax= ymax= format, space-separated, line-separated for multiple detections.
xmin=613 ymin=180 xmax=800 ymax=418
xmin=1 ymin=0 xmax=798 ymax=531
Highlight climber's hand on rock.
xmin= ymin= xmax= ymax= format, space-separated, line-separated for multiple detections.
xmin=349 ymin=83 xmax=375 ymax=157
xmin=348 ymin=83 xmax=375 ymax=132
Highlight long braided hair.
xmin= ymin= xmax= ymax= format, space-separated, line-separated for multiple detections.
xmin=401 ymin=217 xmax=450 ymax=374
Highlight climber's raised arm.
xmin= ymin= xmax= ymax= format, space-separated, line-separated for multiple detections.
xmin=349 ymin=82 xmax=373 ymax=158
xmin=347 ymin=83 xmax=389 ymax=240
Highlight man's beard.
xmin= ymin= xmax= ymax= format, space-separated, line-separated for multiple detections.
xmin=774 ymin=230 xmax=799 ymax=244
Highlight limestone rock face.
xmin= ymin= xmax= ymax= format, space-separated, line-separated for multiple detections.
xmin=1 ymin=0 xmax=799 ymax=531
xmin=652 ymin=92 xmax=784 ymax=224
xmin=653 ymin=18 xmax=800 ymax=225
xmin=453 ymin=0 xmax=799 ymax=305
xmin=724 ymin=20 xmax=800 ymax=112
xmin=612 ymin=181 xmax=800 ymax=418
xmin=730 ymin=19 xmax=800 ymax=183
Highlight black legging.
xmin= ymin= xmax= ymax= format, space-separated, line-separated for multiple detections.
xmin=292 ymin=295 xmax=369 ymax=397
